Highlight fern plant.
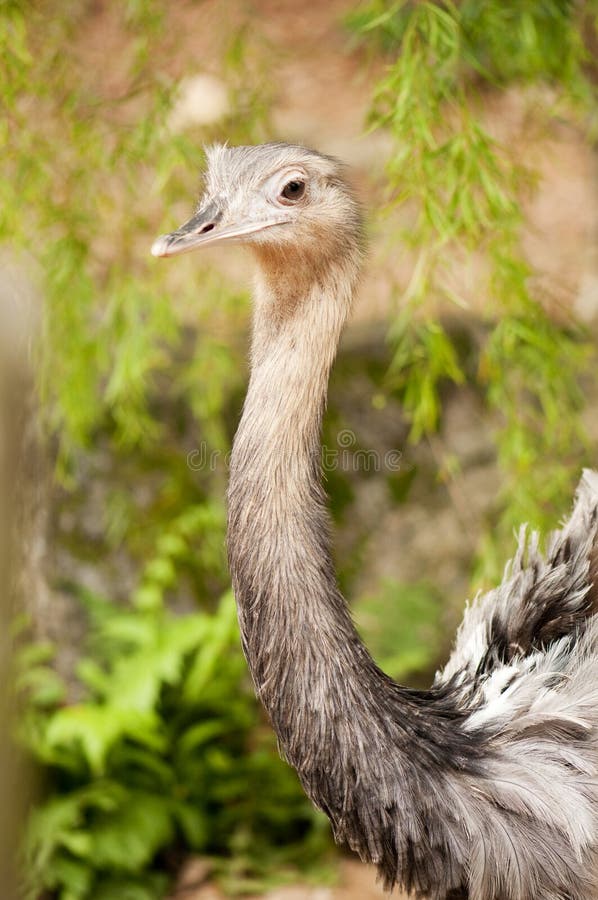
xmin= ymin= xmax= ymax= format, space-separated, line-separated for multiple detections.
xmin=18 ymin=588 xmax=331 ymax=900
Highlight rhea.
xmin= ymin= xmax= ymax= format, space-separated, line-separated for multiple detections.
xmin=152 ymin=143 xmax=598 ymax=900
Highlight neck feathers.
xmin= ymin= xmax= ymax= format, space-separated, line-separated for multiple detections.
xmin=226 ymin=239 xmax=480 ymax=896
xmin=227 ymin=238 xmax=366 ymax=713
xmin=228 ymin=245 xmax=357 ymax=647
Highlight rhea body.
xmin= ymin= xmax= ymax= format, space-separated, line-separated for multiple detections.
xmin=153 ymin=143 xmax=598 ymax=900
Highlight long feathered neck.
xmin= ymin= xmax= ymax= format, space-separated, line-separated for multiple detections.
xmin=226 ymin=241 xmax=479 ymax=893
xmin=228 ymin=241 xmax=365 ymax=709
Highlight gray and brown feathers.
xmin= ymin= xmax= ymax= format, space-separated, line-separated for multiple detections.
xmin=155 ymin=143 xmax=598 ymax=899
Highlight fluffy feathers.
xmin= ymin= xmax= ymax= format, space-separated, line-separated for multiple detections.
xmin=171 ymin=143 xmax=598 ymax=899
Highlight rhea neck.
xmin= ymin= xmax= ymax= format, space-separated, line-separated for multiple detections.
xmin=227 ymin=236 xmax=366 ymax=707
xmin=226 ymin=233 xmax=477 ymax=869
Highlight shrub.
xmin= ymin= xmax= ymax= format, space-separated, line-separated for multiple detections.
xmin=18 ymin=589 xmax=332 ymax=899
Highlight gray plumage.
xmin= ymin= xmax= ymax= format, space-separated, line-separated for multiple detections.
xmin=152 ymin=142 xmax=598 ymax=900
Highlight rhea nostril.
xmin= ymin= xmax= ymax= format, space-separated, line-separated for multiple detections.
xmin=199 ymin=223 xmax=215 ymax=234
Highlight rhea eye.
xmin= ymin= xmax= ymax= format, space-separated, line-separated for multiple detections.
xmin=281 ymin=180 xmax=305 ymax=202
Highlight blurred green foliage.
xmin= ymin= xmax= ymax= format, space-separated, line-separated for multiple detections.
xmin=348 ymin=0 xmax=598 ymax=581
xmin=0 ymin=0 xmax=272 ymax=468
xmin=354 ymin=580 xmax=445 ymax=682
xmin=1 ymin=2 xmax=331 ymax=897
xmin=2 ymin=0 xmax=598 ymax=897
xmin=18 ymin=590 xmax=331 ymax=900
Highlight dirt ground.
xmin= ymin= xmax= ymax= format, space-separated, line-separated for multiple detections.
xmin=170 ymin=859 xmax=405 ymax=900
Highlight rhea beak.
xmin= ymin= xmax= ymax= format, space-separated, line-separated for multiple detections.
xmin=151 ymin=200 xmax=291 ymax=258
xmin=151 ymin=201 xmax=223 ymax=258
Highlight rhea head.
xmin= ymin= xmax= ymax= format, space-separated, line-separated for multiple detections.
xmin=151 ymin=142 xmax=363 ymax=266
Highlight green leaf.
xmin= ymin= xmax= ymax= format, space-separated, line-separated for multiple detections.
xmin=171 ymin=800 xmax=208 ymax=849
xmin=46 ymin=706 xmax=163 ymax=775
xmin=90 ymin=792 xmax=174 ymax=871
